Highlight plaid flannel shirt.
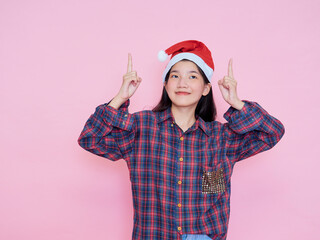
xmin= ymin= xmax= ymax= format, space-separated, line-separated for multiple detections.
xmin=78 ymin=99 xmax=285 ymax=240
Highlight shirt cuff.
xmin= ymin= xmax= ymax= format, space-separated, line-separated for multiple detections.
xmin=95 ymin=99 xmax=134 ymax=131
xmin=223 ymin=100 xmax=264 ymax=134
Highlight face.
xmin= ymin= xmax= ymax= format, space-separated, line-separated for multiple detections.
xmin=164 ymin=60 xmax=211 ymax=109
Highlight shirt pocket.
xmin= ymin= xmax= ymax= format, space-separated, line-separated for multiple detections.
xmin=201 ymin=163 xmax=226 ymax=195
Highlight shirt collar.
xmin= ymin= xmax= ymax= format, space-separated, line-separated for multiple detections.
xmin=155 ymin=107 xmax=211 ymax=137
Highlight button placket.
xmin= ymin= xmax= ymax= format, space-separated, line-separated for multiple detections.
xmin=177 ymin=134 xmax=185 ymax=234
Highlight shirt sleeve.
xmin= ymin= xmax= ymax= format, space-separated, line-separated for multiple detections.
xmin=222 ymin=100 xmax=285 ymax=164
xmin=77 ymin=99 xmax=135 ymax=161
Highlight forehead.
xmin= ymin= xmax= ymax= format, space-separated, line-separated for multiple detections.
xmin=171 ymin=60 xmax=199 ymax=71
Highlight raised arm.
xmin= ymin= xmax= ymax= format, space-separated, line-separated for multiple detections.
xmin=217 ymin=59 xmax=285 ymax=163
xmin=77 ymin=54 xmax=142 ymax=161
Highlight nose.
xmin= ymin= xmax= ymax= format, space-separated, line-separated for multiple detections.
xmin=177 ymin=75 xmax=188 ymax=88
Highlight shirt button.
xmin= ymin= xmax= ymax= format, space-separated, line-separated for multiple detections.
xmin=178 ymin=180 xmax=182 ymax=185
xmin=122 ymin=121 xmax=125 ymax=125
xmin=180 ymin=137 xmax=184 ymax=141
xmin=124 ymin=114 xmax=128 ymax=117
xmin=171 ymin=124 xmax=174 ymax=127
xmin=178 ymin=203 xmax=182 ymax=207
xmin=179 ymin=157 xmax=183 ymax=162
xmin=178 ymin=227 xmax=182 ymax=231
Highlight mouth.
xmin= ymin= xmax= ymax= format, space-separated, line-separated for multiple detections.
xmin=175 ymin=91 xmax=190 ymax=95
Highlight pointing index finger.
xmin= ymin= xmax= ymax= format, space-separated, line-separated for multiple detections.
xmin=127 ymin=53 xmax=132 ymax=73
xmin=228 ymin=58 xmax=234 ymax=78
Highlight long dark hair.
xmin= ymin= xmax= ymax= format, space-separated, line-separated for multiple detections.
xmin=152 ymin=59 xmax=217 ymax=122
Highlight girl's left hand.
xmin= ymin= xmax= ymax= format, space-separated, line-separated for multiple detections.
xmin=218 ymin=59 xmax=244 ymax=110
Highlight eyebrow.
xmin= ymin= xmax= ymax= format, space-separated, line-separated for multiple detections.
xmin=170 ymin=70 xmax=199 ymax=74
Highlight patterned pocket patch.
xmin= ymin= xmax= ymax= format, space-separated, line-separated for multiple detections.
xmin=202 ymin=167 xmax=226 ymax=194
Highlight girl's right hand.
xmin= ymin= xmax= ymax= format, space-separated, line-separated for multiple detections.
xmin=116 ymin=53 xmax=142 ymax=101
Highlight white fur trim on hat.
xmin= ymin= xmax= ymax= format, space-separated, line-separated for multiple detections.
xmin=161 ymin=52 xmax=213 ymax=82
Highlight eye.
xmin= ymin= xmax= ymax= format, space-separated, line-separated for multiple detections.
xmin=190 ymin=75 xmax=197 ymax=79
xmin=170 ymin=74 xmax=178 ymax=78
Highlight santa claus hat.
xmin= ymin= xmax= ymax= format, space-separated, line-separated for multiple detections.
xmin=158 ymin=40 xmax=214 ymax=82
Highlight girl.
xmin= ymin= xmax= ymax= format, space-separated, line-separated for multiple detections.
xmin=78 ymin=40 xmax=285 ymax=240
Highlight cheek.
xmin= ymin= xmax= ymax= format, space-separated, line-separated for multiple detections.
xmin=165 ymin=81 xmax=175 ymax=92
xmin=190 ymin=82 xmax=205 ymax=92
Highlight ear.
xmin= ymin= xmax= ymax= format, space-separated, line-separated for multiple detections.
xmin=202 ymin=83 xmax=211 ymax=96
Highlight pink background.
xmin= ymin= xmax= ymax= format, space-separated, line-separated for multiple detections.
xmin=1 ymin=0 xmax=319 ymax=239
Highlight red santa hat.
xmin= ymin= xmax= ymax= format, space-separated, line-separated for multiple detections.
xmin=158 ymin=40 xmax=214 ymax=82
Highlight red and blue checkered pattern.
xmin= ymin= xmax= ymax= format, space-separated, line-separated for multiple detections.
xmin=78 ymin=99 xmax=285 ymax=240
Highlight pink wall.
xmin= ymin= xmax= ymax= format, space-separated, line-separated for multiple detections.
xmin=1 ymin=0 xmax=319 ymax=239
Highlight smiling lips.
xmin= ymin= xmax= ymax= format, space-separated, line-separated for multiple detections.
xmin=176 ymin=91 xmax=190 ymax=95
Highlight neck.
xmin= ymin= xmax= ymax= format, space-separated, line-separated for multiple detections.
xmin=171 ymin=104 xmax=197 ymax=132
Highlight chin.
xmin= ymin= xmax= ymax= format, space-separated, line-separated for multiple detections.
xmin=171 ymin=100 xmax=198 ymax=108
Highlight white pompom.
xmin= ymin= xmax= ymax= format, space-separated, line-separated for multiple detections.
xmin=158 ymin=50 xmax=168 ymax=62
